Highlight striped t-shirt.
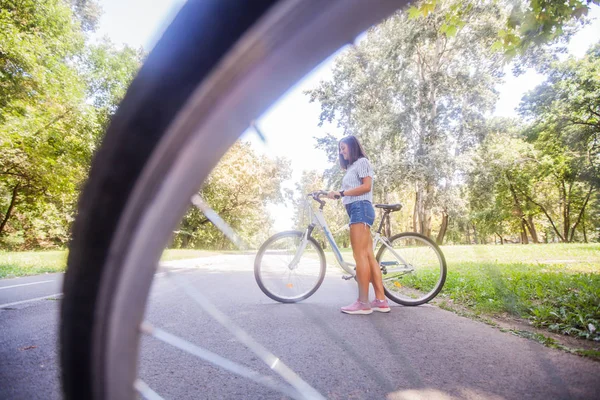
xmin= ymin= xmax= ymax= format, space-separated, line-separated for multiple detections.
xmin=341 ymin=157 xmax=374 ymax=205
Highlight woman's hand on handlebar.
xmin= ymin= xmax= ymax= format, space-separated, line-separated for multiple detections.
xmin=327 ymin=191 xmax=341 ymax=200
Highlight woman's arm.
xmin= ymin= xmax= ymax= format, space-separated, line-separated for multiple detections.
xmin=327 ymin=176 xmax=372 ymax=199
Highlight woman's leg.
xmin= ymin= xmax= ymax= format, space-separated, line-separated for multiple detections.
xmin=350 ymin=223 xmax=373 ymax=303
xmin=366 ymin=239 xmax=386 ymax=301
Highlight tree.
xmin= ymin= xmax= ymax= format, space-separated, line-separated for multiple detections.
xmin=468 ymin=119 xmax=543 ymax=244
xmin=518 ymin=43 xmax=600 ymax=241
xmin=307 ymin=0 xmax=506 ymax=243
xmin=410 ymin=0 xmax=599 ymax=54
xmin=81 ymin=39 xmax=145 ymax=133
xmin=0 ymin=0 xmax=84 ymax=122
xmin=0 ymin=1 xmax=141 ymax=248
xmin=171 ymin=141 xmax=291 ymax=250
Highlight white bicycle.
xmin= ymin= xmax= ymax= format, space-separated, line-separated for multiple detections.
xmin=255 ymin=191 xmax=447 ymax=305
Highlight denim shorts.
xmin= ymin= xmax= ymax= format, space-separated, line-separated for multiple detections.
xmin=345 ymin=200 xmax=375 ymax=227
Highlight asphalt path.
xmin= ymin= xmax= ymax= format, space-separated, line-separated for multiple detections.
xmin=1 ymin=254 xmax=599 ymax=399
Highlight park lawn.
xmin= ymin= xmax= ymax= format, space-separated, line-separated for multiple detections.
xmin=329 ymin=243 xmax=600 ymax=342
xmin=0 ymin=249 xmax=221 ymax=279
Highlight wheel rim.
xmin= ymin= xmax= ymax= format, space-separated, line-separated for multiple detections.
xmin=379 ymin=235 xmax=445 ymax=304
xmin=257 ymin=234 xmax=324 ymax=301
xmin=91 ymin=0 xmax=407 ymax=398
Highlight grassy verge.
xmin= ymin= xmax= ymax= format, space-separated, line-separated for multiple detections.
xmin=0 ymin=250 xmax=68 ymax=278
xmin=327 ymin=243 xmax=599 ymax=346
xmin=0 ymin=249 xmax=222 ymax=279
xmin=436 ymin=244 xmax=600 ymax=343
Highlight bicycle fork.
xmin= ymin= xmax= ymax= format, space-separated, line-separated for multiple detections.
xmin=288 ymin=225 xmax=315 ymax=270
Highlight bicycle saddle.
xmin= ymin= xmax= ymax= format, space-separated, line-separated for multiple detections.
xmin=374 ymin=203 xmax=402 ymax=212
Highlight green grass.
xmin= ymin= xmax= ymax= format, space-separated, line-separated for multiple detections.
xmin=0 ymin=249 xmax=220 ymax=279
xmin=389 ymin=243 xmax=599 ymax=342
xmin=438 ymin=244 xmax=600 ymax=342
xmin=324 ymin=243 xmax=600 ymax=342
xmin=0 ymin=250 xmax=68 ymax=278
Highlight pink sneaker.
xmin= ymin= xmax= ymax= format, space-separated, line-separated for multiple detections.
xmin=341 ymin=300 xmax=372 ymax=315
xmin=370 ymin=299 xmax=391 ymax=313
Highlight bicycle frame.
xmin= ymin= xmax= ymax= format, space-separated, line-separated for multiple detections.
xmin=296 ymin=195 xmax=413 ymax=278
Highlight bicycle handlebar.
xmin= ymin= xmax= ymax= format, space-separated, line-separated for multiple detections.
xmin=307 ymin=190 xmax=332 ymax=207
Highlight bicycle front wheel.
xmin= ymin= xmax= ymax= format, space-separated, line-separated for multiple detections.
xmin=255 ymin=231 xmax=326 ymax=303
xmin=376 ymin=232 xmax=447 ymax=306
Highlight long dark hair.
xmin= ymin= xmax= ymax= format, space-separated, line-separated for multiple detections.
xmin=339 ymin=135 xmax=368 ymax=170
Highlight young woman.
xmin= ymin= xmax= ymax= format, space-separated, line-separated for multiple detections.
xmin=327 ymin=136 xmax=390 ymax=315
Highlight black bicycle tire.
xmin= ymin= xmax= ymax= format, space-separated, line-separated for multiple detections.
xmin=59 ymin=2 xmax=280 ymax=399
xmin=376 ymin=232 xmax=447 ymax=306
xmin=60 ymin=0 xmax=405 ymax=398
xmin=254 ymin=230 xmax=327 ymax=303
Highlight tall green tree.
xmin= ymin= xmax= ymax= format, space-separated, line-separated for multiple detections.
xmin=518 ymin=43 xmax=600 ymax=241
xmin=0 ymin=0 xmax=84 ymax=122
xmin=0 ymin=0 xmax=140 ymax=248
xmin=172 ymin=141 xmax=291 ymax=250
xmin=308 ymin=0 xmax=506 ymax=243
xmin=469 ymin=119 xmax=544 ymax=244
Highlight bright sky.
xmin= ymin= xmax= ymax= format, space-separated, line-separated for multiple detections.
xmin=94 ymin=1 xmax=600 ymax=231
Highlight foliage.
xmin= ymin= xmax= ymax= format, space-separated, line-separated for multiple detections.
xmin=291 ymin=170 xmax=350 ymax=249
xmin=409 ymin=0 xmax=599 ymax=55
xmin=171 ymin=141 xmax=291 ymax=250
xmin=517 ymin=44 xmax=600 ymax=241
xmin=468 ymin=119 xmax=545 ymax=243
xmin=0 ymin=0 xmax=84 ymax=122
xmin=0 ymin=0 xmax=141 ymax=249
xmin=308 ymin=0 xmax=507 ymax=242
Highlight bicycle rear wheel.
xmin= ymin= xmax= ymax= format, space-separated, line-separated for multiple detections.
xmin=255 ymin=231 xmax=326 ymax=303
xmin=376 ymin=232 xmax=447 ymax=306
xmin=60 ymin=0 xmax=403 ymax=399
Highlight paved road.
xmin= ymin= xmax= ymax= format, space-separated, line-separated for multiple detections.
xmin=1 ymin=254 xmax=599 ymax=399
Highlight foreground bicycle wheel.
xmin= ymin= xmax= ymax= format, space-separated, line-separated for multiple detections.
xmin=60 ymin=0 xmax=404 ymax=399
xmin=255 ymin=231 xmax=326 ymax=303
xmin=377 ymin=232 xmax=447 ymax=306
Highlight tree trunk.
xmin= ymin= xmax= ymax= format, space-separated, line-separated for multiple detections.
xmin=472 ymin=223 xmax=479 ymax=245
xmin=383 ymin=213 xmax=392 ymax=238
xmin=465 ymin=223 xmax=471 ymax=244
xmin=0 ymin=184 xmax=19 ymax=236
xmin=383 ymin=188 xmax=392 ymax=238
xmin=436 ymin=210 xmax=448 ymax=245
xmin=413 ymin=187 xmax=419 ymax=233
xmin=561 ymin=181 xmax=570 ymax=241
xmin=495 ymin=233 xmax=504 ymax=245
xmin=569 ymin=186 xmax=593 ymax=242
xmin=507 ymin=180 xmax=538 ymax=243
xmin=520 ymin=221 xmax=529 ymax=244
xmin=526 ymin=216 xmax=539 ymax=243
xmin=515 ymin=182 xmax=565 ymax=242
xmin=416 ymin=182 xmax=434 ymax=237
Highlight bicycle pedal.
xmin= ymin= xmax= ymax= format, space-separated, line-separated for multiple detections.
xmin=342 ymin=275 xmax=355 ymax=281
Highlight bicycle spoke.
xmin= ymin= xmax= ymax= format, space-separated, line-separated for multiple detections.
xmin=190 ymin=194 xmax=249 ymax=250
xmin=134 ymin=379 xmax=163 ymax=400
xmin=166 ymin=270 xmax=326 ymax=400
xmin=139 ymin=322 xmax=303 ymax=399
